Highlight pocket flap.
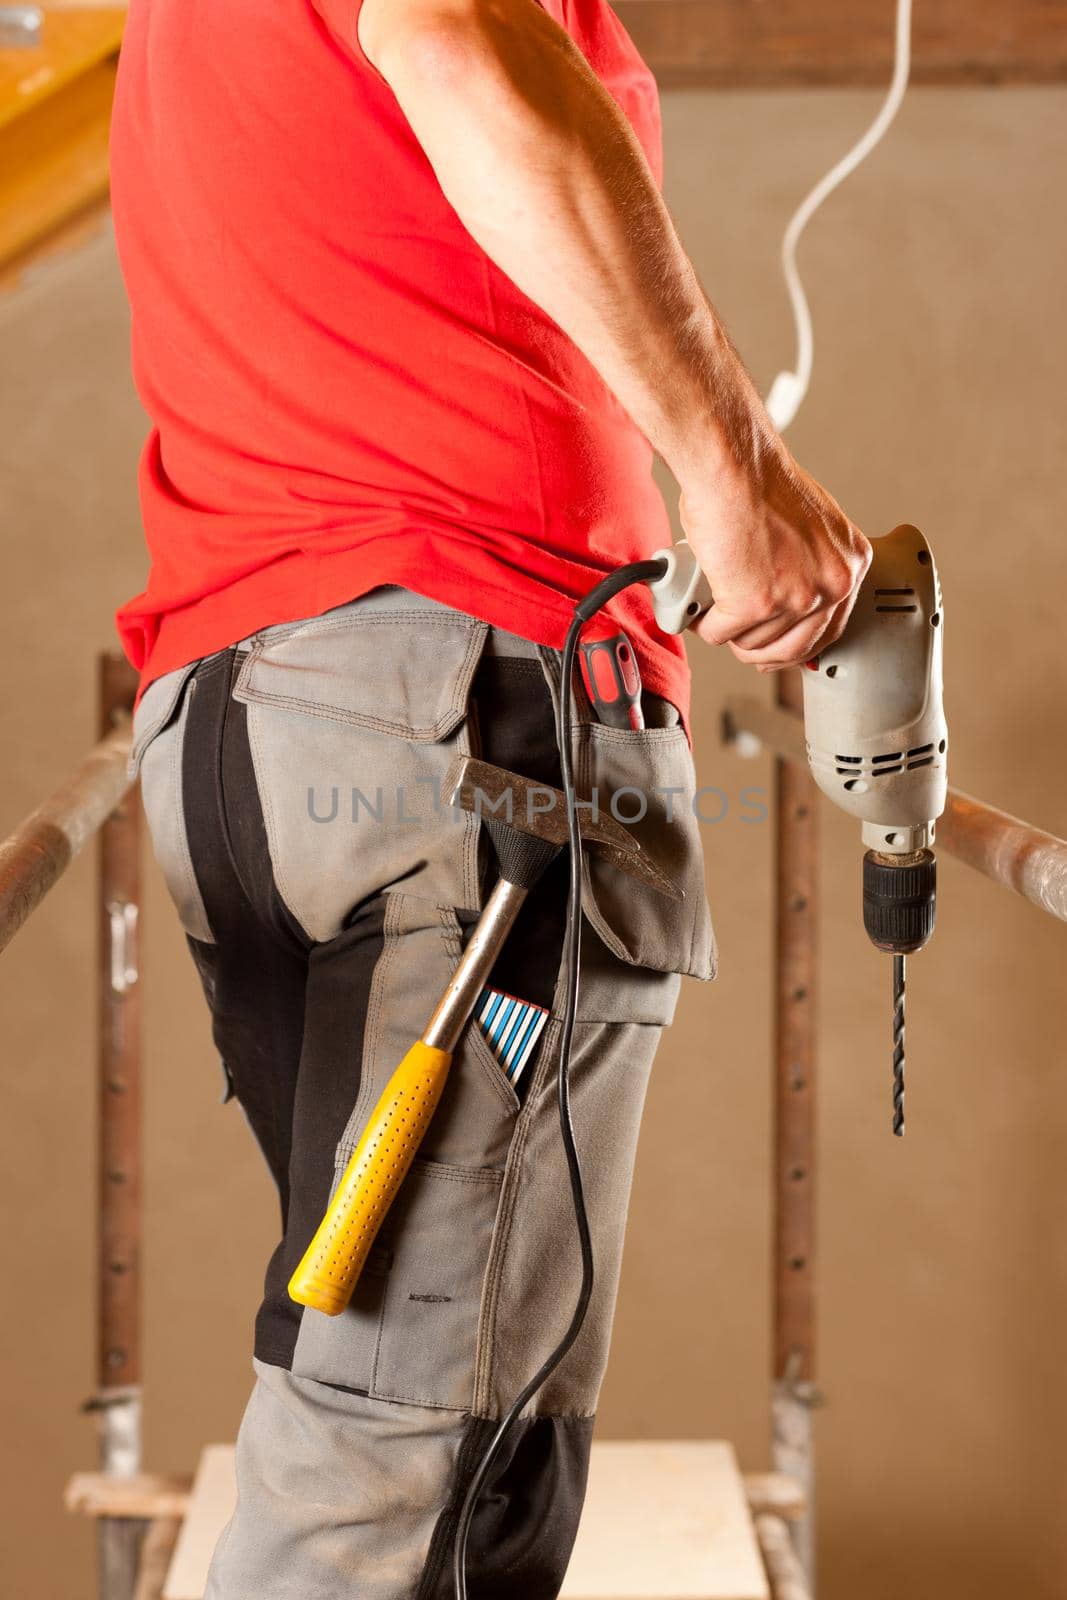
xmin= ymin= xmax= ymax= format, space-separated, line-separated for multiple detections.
xmin=577 ymin=719 xmax=717 ymax=983
xmin=232 ymin=607 xmax=489 ymax=742
xmin=128 ymin=661 xmax=198 ymax=776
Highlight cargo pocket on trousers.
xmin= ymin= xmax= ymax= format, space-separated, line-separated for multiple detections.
xmin=290 ymin=894 xmax=516 ymax=1406
xmin=231 ymin=598 xmax=489 ymax=942
xmin=131 ymin=661 xmax=212 ymax=944
xmin=575 ymin=709 xmax=716 ymax=984
xmin=291 ymin=1156 xmax=503 ymax=1411
xmin=372 ymin=1157 xmax=504 ymax=1408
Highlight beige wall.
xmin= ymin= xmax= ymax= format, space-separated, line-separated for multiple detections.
xmin=2 ymin=85 xmax=1065 ymax=1600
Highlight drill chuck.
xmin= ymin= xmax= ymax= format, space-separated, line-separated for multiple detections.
xmin=862 ymin=848 xmax=937 ymax=955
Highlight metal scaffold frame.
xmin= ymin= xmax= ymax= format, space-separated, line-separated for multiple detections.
xmin=720 ymin=683 xmax=1067 ymax=1577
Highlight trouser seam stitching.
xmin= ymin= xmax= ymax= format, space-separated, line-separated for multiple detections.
xmin=472 ymin=1016 xmax=562 ymax=1417
xmin=337 ymin=894 xmax=402 ymax=1164
xmin=473 ymin=1117 xmax=528 ymax=1416
xmin=170 ymin=680 xmax=212 ymax=944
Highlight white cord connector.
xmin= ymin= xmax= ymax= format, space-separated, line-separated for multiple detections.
xmin=648 ymin=540 xmax=714 ymax=634
xmin=765 ymin=0 xmax=913 ymax=432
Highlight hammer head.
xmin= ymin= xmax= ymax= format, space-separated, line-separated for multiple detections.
xmin=444 ymin=755 xmax=683 ymax=901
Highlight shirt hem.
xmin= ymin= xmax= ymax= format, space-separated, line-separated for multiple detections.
xmin=122 ymin=545 xmax=694 ymax=731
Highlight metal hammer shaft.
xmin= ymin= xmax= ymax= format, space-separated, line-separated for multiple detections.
xmin=423 ymin=877 xmax=528 ymax=1051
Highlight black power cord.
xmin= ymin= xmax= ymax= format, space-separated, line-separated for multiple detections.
xmin=452 ymin=559 xmax=668 ymax=1600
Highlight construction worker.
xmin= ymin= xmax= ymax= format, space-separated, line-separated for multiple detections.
xmin=110 ymin=0 xmax=870 ymax=1593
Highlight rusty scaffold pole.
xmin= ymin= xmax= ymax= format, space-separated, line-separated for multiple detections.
xmin=92 ymin=652 xmax=143 ymax=1600
xmin=724 ymin=691 xmax=1067 ymax=925
xmin=771 ymin=670 xmax=819 ymax=1583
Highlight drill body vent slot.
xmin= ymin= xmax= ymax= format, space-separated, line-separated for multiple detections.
xmin=833 ymin=743 xmax=943 ymax=779
xmin=874 ymin=584 xmax=918 ymax=615
xmin=834 ymin=747 xmax=936 ymax=779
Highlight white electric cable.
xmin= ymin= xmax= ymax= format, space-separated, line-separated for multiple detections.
xmin=765 ymin=0 xmax=913 ymax=432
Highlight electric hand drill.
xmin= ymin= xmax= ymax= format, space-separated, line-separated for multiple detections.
xmin=650 ymin=523 xmax=947 ymax=1132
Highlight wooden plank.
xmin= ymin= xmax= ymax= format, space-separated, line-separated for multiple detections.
xmin=562 ymin=1442 xmax=768 ymax=1599
xmin=0 ymin=6 xmax=125 ymax=270
xmin=64 ymin=1471 xmax=192 ymax=1520
xmin=164 ymin=1448 xmax=235 ymax=1600
xmin=0 ymin=189 xmax=110 ymax=294
xmin=165 ymin=1442 xmax=770 ymax=1600
xmin=0 ymin=7 xmax=123 ymax=126
xmin=615 ymin=0 xmax=1067 ymax=87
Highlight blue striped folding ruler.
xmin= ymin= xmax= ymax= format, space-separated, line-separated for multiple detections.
xmin=475 ymin=987 xmax=549 ymax=1086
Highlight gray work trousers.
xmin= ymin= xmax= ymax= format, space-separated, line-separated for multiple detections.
xmin=131 ymin=586 xmax=714 ymax=1598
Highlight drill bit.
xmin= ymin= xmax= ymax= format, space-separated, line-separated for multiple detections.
xmin=892 ymin=954 xmax=906 ymax=1136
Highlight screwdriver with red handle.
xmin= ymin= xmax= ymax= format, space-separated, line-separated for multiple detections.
xmin=579 ymin=629 xmax=645 ymax=730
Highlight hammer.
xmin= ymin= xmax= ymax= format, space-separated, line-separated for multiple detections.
xmin=288 ymin=756 xmax=681 ymax=1316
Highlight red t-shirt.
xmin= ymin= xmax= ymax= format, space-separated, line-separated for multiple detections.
xmin=110 ymin=0 xmax=689 ymax=719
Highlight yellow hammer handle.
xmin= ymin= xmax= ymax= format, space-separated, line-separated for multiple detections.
xmin=288 ymin=1039 xmax=452 ymax=1316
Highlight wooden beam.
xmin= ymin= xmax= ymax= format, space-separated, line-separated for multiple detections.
xmin=614 ymin=0 xmax=1067 ymax=88
xmin=0 ymin=6 xmax=125 ymax=272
